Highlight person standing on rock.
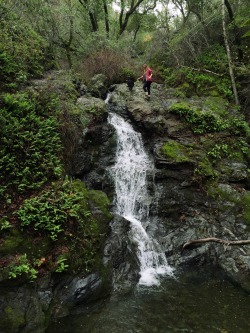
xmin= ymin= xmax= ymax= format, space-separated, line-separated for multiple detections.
xmin=138 ymin=64 xmax=153 ymax=99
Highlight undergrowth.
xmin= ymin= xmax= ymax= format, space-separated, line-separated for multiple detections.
xmin=0 ymin=92 xmax=63 ymax=205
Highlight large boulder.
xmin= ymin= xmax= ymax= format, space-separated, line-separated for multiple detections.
xmin=87 ymin=74 xmax=109 ymax=99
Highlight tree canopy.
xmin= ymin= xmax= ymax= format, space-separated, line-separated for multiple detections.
xmin=0 ymin=0 xmax=249 ymax=107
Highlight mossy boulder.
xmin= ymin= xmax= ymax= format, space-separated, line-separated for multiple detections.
xmin=0 ymin=305 xmax=26 ymax=333
xmin=88 ymin=190 xmax=113 ymax=223
xmin=70 ymin=96 xmax=107 ymax=128
xmin=87 ymin=74 xmax=108 ymax=99
xmin=28 ymin=70 xmax=79 ymax=102
xmin=0 ymin=287 xmax=46 ymax=333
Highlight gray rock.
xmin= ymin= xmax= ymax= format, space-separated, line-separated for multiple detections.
xmin=87 ymin=74 xmax=108 ymax=98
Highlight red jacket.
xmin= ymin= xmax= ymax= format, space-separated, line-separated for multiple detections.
xmin=146 ymin=67 xmax=152 ymax=81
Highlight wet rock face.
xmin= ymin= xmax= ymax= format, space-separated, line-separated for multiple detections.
xmin=0 ymin=283 xmax=50 ymax=333
xmin=71 ymin=122 xmax=117 ymax=189
xmin=66 ymin=80 xmax=250 ymax=290
xmin=101 ymin=82 xmax=250 ymax=290
xmin=103 ymin=215 xmax=140 ymax=292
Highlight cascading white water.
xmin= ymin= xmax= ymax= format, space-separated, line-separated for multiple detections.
xmin=108 ymin=112 xmax=174 ymax=286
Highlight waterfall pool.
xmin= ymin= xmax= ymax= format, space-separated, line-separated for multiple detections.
xmin=46 ymin=267 xmax=250 ymax=333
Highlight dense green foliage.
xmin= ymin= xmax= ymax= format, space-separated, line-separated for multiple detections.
xmin=0 ymin=8 xmax=46 ymax=90
xmin=0 ymin=92 xmax=62 ymax=203
xmin=170 ymin=102 xmax=250 ymax=136
xmin=160 ymin=45 xmax=234 ymax=98
xmin=17 ymin=180 xmax=90 ymax=241
xmin=1 ymin=179 xmax=111 ymax=281
xmin=8 ymin=254 xmax=38 ymax=281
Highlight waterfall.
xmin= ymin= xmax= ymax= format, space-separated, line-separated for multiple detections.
xmin=108 ymin=113 xmax=174 ymax=286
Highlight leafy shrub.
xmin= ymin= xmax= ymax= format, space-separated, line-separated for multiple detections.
xmin=196 ymin=44 xmax=228 ymax=73
xmin=229 ymin=117 xmax=250 ymax=137
xmin=0 ymin=92 xmax=63 ymax=202
xmin=207 ymin=144 xmax=231 ymax=160
xmin=15 ymin=180 xmax=108 ymax=274
xmin=169 ymin=103 xmax=228 ymax=134
xmin=56 ymin=256 xmax=69 ymax=273
xmin=120 ymin=67 xmax=137 ymax=82
xmin=163 ymin=67 xmax=232 ymax=98
xmin=8 ymin=254 xmax=38 ymax=281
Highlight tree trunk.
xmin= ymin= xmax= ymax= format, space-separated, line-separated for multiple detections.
xmin=103 ymin=0 xmax=109 ymax=38
xmin=117 ymin=0 xmax=145 ymax=38
xmin=222 ymin=0 xmax=239 ymax=105
xmin=224 ymin=0 xmax=243 ymax=61
xmin=79 ymin=0 xmax=98 ymax=32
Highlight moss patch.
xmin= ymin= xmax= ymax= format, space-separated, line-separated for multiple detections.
xmin=194 ymin=158 xmax=219 ymax=180
xmin=161 ymin=140 xmax=192 ymax=163
xmin=0 ymin=305 xmax=25 ymax=333
xmin=203 ymin=96 xmax=229 ymax=117
xmin=89 ymin=190 xmax=113 ymax=222
xmin=0 ymin=229 xmax=24 ymax=255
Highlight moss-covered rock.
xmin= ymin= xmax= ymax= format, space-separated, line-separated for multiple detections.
xmin=74 ymin=96 xmax=107 ymax=126
xmin=202 ymin=96 xmax=229 ymax=117
xmin=88 ymin=190 xmax=113 ymax=222
xmin=0 ymin=229 xmax=24 ymax=255
xmin=87 ymin=74 xmax=108 ymax=99
xmin=194 ymin=158 xmax=219 ymax=181
xmin=28 ymin=70 xmax=79 ymax=102
xmin=0 ymin=305 xmax=26 ymax=333
xmin=160 ymin=140 xmax=192 ymax=163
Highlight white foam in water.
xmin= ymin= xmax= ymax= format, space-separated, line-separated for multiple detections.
xmin=108 ymin=113 xmax=174 ymax=286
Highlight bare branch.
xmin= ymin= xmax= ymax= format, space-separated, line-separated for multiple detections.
xmin=180 ymin=65 xmax=224 ymax=77
xmin=183 ymin=237 xmax=250 ymax=250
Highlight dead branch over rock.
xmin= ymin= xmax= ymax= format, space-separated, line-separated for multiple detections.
xmin=183 ymin=237 xmax=250 ymax=250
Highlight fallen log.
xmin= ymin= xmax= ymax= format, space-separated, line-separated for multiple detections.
xmin=183 ymin=237 xmax=250 ymax=250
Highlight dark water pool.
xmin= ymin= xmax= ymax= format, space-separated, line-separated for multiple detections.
xmin=47 ymin=268 xmax=250 ymax=333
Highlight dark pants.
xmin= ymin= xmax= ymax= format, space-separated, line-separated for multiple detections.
xmin=143 ymin=81 xmax=152 ymax=95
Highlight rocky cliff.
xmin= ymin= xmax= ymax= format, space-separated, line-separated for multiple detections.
xmin=75 ymin=79 xmax=250 ymax=292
